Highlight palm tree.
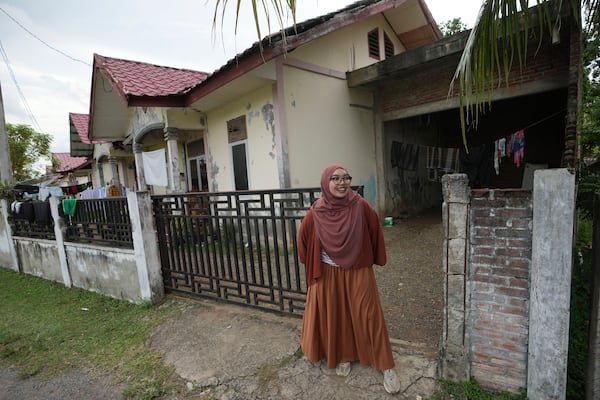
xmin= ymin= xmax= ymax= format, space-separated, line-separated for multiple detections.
xmin=451 ymin=0 xmax=598 ymax=145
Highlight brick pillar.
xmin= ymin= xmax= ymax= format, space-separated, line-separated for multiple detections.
xmin=440 ymin=173 xmax=470 ymax=380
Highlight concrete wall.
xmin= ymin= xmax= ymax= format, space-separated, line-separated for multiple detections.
xmin=16 ymin=239 xmax=64 ymax=283
xmin=0 ymin=200 xmax=17 ymax=271
xmin=65 ymin=243 xmax=141 ymax=302
xmin=0 ymin=192 xmax=163 ymax=305
xmin=528 ymin=169 xmax=575 ymax=399
xmin=441 ymin=169 xmax=575 ymax=397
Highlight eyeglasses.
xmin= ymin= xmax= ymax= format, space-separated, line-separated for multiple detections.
xmin=330 ymin=175 xmax=352 ymax=184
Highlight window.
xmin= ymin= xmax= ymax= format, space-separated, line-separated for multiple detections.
xmin=227 ymin=116 xmax=249 ymax=191
xmin=187 ymin=139 xmax=208 ymax=192
xmin=384 ymin=32 xmax=394 ymax=59
xmin=368 ymin=28 xmax=380 ymax=59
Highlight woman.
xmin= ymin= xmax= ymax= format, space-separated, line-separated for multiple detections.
xmin=298 ymin=164 xmax=400 ymax=394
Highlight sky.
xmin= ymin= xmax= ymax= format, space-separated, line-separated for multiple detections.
xmin=0 ymin=0 xmax=484 ymax=154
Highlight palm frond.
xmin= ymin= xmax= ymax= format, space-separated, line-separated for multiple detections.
xmin=212 ymin=0 xmax=297 ymax=53
xmin=450 ymin=0 xmax=582 ymax=149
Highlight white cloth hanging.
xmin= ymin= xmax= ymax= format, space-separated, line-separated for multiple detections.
xmin=142 ymin=149 xmax=168 ymax=187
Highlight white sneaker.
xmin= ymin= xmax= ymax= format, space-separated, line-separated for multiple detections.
xmin=383 ymin=368 xmax=400 ymax=394
xmin=336 ymin=362 xmax=351 ymax=377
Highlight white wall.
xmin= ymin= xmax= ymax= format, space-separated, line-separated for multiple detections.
xmin=205 ymin=85 xmax=279 ymax=191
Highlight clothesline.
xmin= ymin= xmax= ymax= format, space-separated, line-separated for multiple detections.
xmin=521 ymin=108 xmax=566 ymax=131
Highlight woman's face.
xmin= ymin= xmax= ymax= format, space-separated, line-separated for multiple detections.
xmin=328 ymin=168 xmax=352 ymax=199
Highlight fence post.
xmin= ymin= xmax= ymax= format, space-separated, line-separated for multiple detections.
xmin=49 ymin=196 xmax=72 ymax=287
xmin=127 ymin=191 xmax=164 ymax=303
xmin=0 ymin=198 xmax=19 ymax=271
xmin=440 ymin=173 xmax=470 ymax=381
xmin=528 ymin=168 xmax=575 ymax=399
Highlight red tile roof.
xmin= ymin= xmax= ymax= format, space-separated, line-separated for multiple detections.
xmin=52 ymin=153 xmax=91 ymax=173
xmin=69 ymin=112 xmax=96 ymax=144
xmin=94 ymin=54 xmax=209 ymax=100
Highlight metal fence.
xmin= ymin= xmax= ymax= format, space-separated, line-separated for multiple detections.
xmin=9 ymin=201 xmax=55 ymax=239
xmin=152 ymin=186 xmax=363 ymax=316
xmin=8 ymin=197 xmax=133 ymax=248
xmin=63 ymin=197 xmax=133 ymax=248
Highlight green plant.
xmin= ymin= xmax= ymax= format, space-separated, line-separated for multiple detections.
xmin=566 ymin=215 xmax=594 ymax=399
xmin=432 ymin=377 xmax=527 ymax=400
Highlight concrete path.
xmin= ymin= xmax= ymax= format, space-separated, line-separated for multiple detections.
xmin=150 ymin=299 xmax=440 ymax=399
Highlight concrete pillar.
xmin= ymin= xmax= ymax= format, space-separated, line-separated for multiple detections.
xmin=133 ymin=142 xmax=147 ymax=192
xmin=108 ymin=156 xmax=120 ymax=185
xmin=49 ymin=196 xmax=71 ymax=287
xmin=127 ymin=191 xmax=164 ymax=303
xmin=0 ymin=199 xmax=19 ymax=271
xmin=164 ymin=127 xmax=180 ymax=193
xmin=0 ymin=82 xmax=13 ymax=184
xmin=528 ymin=168 xmax=575 ymax=400
xmin=440 ymin=173 xmax=470 ymax=381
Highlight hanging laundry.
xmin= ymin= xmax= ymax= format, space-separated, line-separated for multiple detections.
xmin=493 ymin=137 xmax=507 ymax=175
xmin=512 ymin=130 xmax=525 ymax=167
xmin=15 ymin=184 xmax=39 ymax=194
xmin=426 ymin=146 xmax=460 ymax=182
xmin=391 ymin=141 xmax=419 ymax=171
xmin=459 ymin=143 xmax=495 ymax=188
xmin=62 ymin=198 xmax=77 ymax=217
xmin=142 ymin=149 xmax=168 ymax=186
xmin=33 ymin=202 xmax=52 ymax=225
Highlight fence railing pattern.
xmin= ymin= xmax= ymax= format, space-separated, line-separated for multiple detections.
xmin=152 ymin=186 xmax=363 ymax=316
xmin=9 ymin=201 xmax=55 ymax=239
xmin=63 ymin=197 xmax=133 ymax=248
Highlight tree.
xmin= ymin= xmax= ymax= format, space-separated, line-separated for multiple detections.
xmin=6 ymin=123 xmax=52 ymax=183
xmin=439 ymin=18 xmax=469 ymax=36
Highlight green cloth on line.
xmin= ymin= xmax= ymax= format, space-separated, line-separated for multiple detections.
xmin=62 ymin=198 xmax=77 ymax=216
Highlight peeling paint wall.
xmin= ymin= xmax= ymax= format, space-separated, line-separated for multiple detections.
xmin=205 ymin=85 xmax=279 ymax=191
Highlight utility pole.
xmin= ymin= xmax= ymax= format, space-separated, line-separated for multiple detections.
xmin=0 ymin=80 xmax=13 ymax=184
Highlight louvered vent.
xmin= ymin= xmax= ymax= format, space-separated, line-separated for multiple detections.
xmin=368 ymin=28 xmax=380 ymax=59
xmin=384 ymin=33 xmax=394 ymax=59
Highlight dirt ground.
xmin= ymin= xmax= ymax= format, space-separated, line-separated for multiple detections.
xmin=375 ymin=207 xmax=445 ymax=353
xmin=0 ymin=209 xmax=445 ymax=399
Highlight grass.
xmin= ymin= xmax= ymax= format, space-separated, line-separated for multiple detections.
xmin=0 ymin=267 xmax=191 ymax=399
xmin=432 ymin=377 xmax=528 ymax=399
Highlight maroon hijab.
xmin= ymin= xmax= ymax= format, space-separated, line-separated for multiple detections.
xmin=312 ymin=164 xmax=364 ymax=268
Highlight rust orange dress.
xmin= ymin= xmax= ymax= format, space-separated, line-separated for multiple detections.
xmin=298 ymin=197 xmax=394 ymax=371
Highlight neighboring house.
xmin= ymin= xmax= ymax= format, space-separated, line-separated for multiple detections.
xmin=70 ymin=112 xmax=135 ymax=190
xmin=80 ymin=0 xmax=442 ymax=208
xmin=50 ymin=152 xmax=92 ymax=186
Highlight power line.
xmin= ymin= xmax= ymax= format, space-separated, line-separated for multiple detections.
xmin=0 ymin=39 xmax=44 ymax=133
xmin=0 ymin=6 xmax=91 ymax=67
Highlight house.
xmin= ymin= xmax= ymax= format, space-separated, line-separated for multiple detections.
xmin=78 ymin=0 xmax=442 ymax=208
xmin=50 ymin=152 xmax=91 ymax=186
xmin=347 ymin=7 xmax=577 ymax=216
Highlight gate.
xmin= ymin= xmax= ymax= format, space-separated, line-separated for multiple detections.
xmin=152 ymin=187 xmax=362 ymax=316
